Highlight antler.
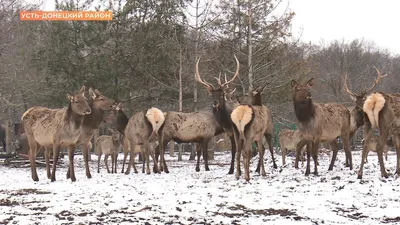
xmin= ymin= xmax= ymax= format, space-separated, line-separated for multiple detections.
xmin=343 ymin=73 xmax=357 ymax=98
xmin=195 ymin=57 xmax=215 ymax=92
xmin=363 ymin=66 xmax=388 ymax=93
xmin=219 ymin=55 xmax=240 ymax=88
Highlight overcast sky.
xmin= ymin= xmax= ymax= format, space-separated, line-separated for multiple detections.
xmin=37 ymin=0 xmax=400 ymax=55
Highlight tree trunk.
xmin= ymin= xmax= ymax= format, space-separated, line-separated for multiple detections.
xmin=247 ymin=1 xmax=253 ymax=91
xmin=5 ymin=120 xmax=10 ymax=154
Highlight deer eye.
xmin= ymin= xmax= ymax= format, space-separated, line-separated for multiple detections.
xmin=75 ymin=100 xmax=79 ymax=103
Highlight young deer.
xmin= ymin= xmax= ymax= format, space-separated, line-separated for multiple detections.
xmin=279 ymin=129 xmax=306 ymax=166
xmin=96 ymin=129 xmax=122 ymax=173
xmin=291 ymin=79 xmax=352 ymax=176
xmin=21 ymin=85 xmax=91 ymax=182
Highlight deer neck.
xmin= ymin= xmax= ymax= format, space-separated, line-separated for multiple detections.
xmin=65 ymin=104 xmax=85 ymax=129
xmin=115 ymin=110 xmax=129 ymax=135
xmin=82 ymin=103 xmax=105 ymax=131
xmin=293 ymin=98 xmax=315 ymax=124
xmin=213 ymin=100 xmax=234 ymax=131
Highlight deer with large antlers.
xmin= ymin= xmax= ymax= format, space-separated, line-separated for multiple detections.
xmin=195 ymin=56 xmax=277 ymax=175
xmin=291 ymin=78 xmax=352 ymax=176
xmin=344 ymin=67 xmax=388 ymax=138
xmin=357 ymin=69 xmax=400 ymax=179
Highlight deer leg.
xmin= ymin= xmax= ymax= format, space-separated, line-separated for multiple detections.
xmin=257 ymin=140 xmax=266 ymax=176
xmin=67 ymin=145 xmax=77 ymax=181
xmin=111 ymin=154 xmax=115 ymax=174
xmin=44 ymin=146 xmax=51 ymax=179
xmin=377 ymin=130 xmax=389 ymax=178
xmin=121 ymin=139 xmax=129 ymax=173
xmin=243 ymin=140 xmax=252 ymax=182
xmin=195 ymin=142 xmax=201 ymax=172
xmin=203 ymin=141 xmax=210 ymax=171
xmin=342 ymin=134 xmax=352 ymax=170
xmin=51 ymin=144 xmax=61 ymax=182
xmin=82 ymin=143 xmax=92 ymax=179
xmin=125 ymin=139 xmax=136 ymax=175
xmin=160 ymin=141 xmax=169 ymax=173
xmin=312 ymin=140 xmax=319 ymax=175
xmin=229 ymin=135 xmax=237 ymax=175
xmin=294 ymin=140 xmax=305 ymax=169
xmin=394 ymin=135 xmax=400 ymax=175
xmin=148 ymin=142 xmax=160 ymax=174
xmin=254 ymin=141 xmax=261 ymax=173
xmin=158 ymin=138 xmax=166 ymax=172
xmin=105 ymin=154 xmax=110 ymax=173
xmin=114 ymin=153 xmax=118 ymax=173
xmin=265 ymin=133 xmax=277 ymax=169
xmin=97 ymin=153 xmax=102 ymax=173
xmin=301 ymin=146 xmax=305 ymax=167
xmin=328 ymin=140 xmax=339 ymax=171
xmin=281 ymin=145 xmax=287 ymax=166
xmin=234 ymin=132 xmax=242 ymax=180
xmin=121 ymin=151 xmax=128 ymax=173
xmin=305 ymin=141 xmax=312 ymax=176
xmin=28 ymin=137 xmax=39 ymax=182
xmin=358 ymin=123 xmax=373 ymax=179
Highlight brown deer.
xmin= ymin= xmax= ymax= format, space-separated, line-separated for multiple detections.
xmin=230 ymin=102 xmax=273 ymax=181
xmin=279 ymin=129 xmax=306 ymax=166
xmin=95 ymin=129 xmax=122 ymax=173
xmin=358 ymin=86 xmax=400 ymax=179
xmin=236 ymin=85 xmax=278 ymax=170
xmin=291 ymin=78 xmax=352 ymax=176
xmin=66 ymin=88 xmax=115 ymax=181
xmin=361 ymin=136 xmax=389 ymax=163
xmin=21 ymin=85 xmax=91 ymax=182
xmin=104 ymin=103 xmax=148 ymax=173
xmin=343 ymin=67 xmax=387 ymax=167
xmin=157 ymin=111 xmax=224 ymax=173
xmin=195 ymin=56 xmax=277 ymax=175
xmin=123 ymin=107 xmax=165 ymax=175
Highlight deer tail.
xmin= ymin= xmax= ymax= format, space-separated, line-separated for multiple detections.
xmin=231 ymin=105 xmax=253 ymax=141
xmin=363 ymin=92 xmax=385 ymax=128
xmin=145 ymin=107 xmax=166 ymax=140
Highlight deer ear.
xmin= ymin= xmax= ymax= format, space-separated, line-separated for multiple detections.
xmin=79 ymin=85 xmax=86 ymax=93
xmin=66 ymin=94 xmax=74 ymax=102
xmin=306 ymin=78 xmax=315 ymax=87
xmin=88 ymin=88 xmax=97 ymax=99
xmin=94 ymin=89 xmax=101 ymax=96
xmin=291 ymin=79 xmax=297 ymax=87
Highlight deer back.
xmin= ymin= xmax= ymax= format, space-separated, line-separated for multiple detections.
xmin=161 ymin=111 xmax=223 ymax=143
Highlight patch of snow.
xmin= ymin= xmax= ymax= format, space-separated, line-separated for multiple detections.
xmin=0 ymin=150 xmax=399 ymax=224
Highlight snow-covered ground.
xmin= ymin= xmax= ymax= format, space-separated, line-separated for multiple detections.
xmin=1 ymin=150 xmax=400 ymax=225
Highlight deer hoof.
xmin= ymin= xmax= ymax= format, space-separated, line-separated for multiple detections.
xmin=195 ymin=168 xmax=200 ymax=172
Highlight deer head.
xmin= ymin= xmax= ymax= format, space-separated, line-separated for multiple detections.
xmin=237 ymin=85 xmax=266 ymax=105
xmin=66 ymin=85 xmax=92 ymax=115
xmin=88 ymin=88 xmax=115 ymax=111
xmin=343 ymin=66 xmax=387 ymax=109
xmin=195 ymin=55 xmax=240 ymax=109
xmin=291 ymin=78 xmax=314 ymax=103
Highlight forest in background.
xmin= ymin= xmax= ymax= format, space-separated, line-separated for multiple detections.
xmin=0 ymin=0 xmax=399 ymax=133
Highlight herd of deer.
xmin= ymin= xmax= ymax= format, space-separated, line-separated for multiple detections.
xmin=20 ymin=56 xmax=399 ymax=182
